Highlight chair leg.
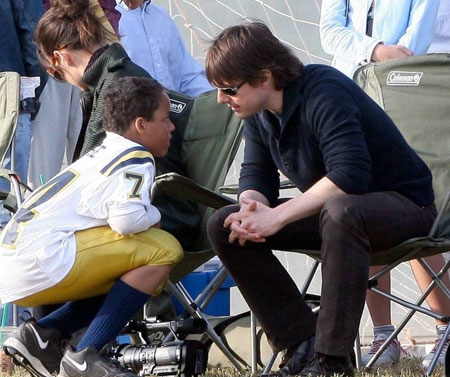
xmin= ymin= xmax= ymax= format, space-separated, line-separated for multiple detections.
xmin=251 ymin=311 xmax=257 ymax=373
xmin=300 ymin=259 xmax=320 ymax=297
xmin=426 ymin=322 xmax=450 ymax=377
xmin=262 ymin=352 xmax=278 ymax=374
xmin=366 ymin=260 xmax=449 ymax=370
xmin=354 ymin=330 xmax=362 ymax=370
xmin=198 ymin=267 xmax=228 ymax=311
xmin=167 ymin=280 xmax=244 ymax=371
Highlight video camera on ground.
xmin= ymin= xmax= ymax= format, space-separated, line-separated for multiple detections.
xmin=109 ymin=317 xmax=208 ymax=377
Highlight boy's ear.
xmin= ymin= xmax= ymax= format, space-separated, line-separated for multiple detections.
xmin=133 ymin=117 xmax=146 ymax=134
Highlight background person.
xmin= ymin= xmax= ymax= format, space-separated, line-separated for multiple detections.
xmin=28 ymin=0 xmax=122 ymax=191
xmin=320 ymin=0 xmax=450 ymax=368
xmin=116 ymin=0 xmax=213 ymax=96
xmin=320 ymin=0 xmax=439 ymax=78
xmin=0 ymin=0 xmax=46 ymax=226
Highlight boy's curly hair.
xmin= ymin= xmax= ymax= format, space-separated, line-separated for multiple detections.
xmin=102 ymin=77 xmax=164 ymax=135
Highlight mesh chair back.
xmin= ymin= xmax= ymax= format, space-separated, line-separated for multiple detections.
xmin=0 ymin=72 xmax=20 ymax=163
xmin=161 ymin=89 xmax=242 ymax=281
xmin=354 ymin=54 xmax=450 ymax=237
xmin=180 ymin=90 xmax=242 ymax=251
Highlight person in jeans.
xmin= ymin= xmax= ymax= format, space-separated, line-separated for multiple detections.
xmin=0 ymin=0 xmax=46 ymax=226
xmin=320 ymin=0 xmax=449 ymax=367
xmin=205 ymin=21 xmax=437 ymax=377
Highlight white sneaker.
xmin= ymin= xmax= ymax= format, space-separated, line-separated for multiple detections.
xmin=362 ymin=335 xmax=404 ymax=367
xmin=422 ymin=335 xmax=450 ymax=368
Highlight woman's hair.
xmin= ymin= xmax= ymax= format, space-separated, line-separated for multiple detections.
xmin=206 ymin=20 xmax=303 ymax=90
xmin=102 ymin=77 xmax=165 ymax=135
xmin=34 ymin=0 xmax=115 ymax=72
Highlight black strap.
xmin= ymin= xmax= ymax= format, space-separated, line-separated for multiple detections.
xmin=366 ymin=0 xmax=375 ymax=37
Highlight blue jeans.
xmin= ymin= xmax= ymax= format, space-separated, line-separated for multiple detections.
xmin=0 ymin=112 xmax=32 ymax=226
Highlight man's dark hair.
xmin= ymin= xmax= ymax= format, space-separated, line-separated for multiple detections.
xmin=102 ymin=77 xmax=164 ymax=135
xmin=206 ymin=20 xmax=303 ymax=90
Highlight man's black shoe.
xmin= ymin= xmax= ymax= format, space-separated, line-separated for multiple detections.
xmin=299 ymin=352 xmax=354 ymax=377
xmin=263 ymin=336 xmax=315 ymax=377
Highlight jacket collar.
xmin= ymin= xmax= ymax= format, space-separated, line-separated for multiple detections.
xmin=256 ymin=74 xmax=304 ymax=137
xmin=82 ymin=43 xmax=129 ymax=91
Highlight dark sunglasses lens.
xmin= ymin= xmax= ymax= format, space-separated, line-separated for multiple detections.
xmin=221 ymin=88 xmax=237 ymax=96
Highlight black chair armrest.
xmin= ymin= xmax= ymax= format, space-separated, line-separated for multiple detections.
xmin=151 ymin=173 xmax=236 ymax=210
xmin=219 ymin=180 xmax=297 ymax=196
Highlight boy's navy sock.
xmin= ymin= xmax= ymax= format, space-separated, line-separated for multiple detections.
xmin=76 ymin=279 xmax=150 ymax=351
xmin=37 ymin=295 xmax=106 ymax=337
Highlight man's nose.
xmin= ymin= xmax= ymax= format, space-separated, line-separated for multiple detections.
xmin=217 ymin=89 xmax=229 ymax=104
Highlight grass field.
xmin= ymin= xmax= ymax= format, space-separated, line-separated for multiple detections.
xmin=0 ymin=358 xmax=445 ymax=377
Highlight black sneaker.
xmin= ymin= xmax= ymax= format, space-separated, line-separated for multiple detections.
xmin=58 ymin=346 xmax=137 ymax=377
xmin=3 ymin=318 xmax=64 ymax=377
xmin=263 ymin=336 xmax=315 ymax=377
xmin=299 ymin=352 xmax=354 ymax=377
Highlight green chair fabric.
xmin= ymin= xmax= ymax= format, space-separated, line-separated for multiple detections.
xmin=0 ymin=72 xmax=20 ymax=164
xmin=153 ymin=89 xmax=243 ymax=283
xmin=353 ymin=53 xmax=450 ymax=264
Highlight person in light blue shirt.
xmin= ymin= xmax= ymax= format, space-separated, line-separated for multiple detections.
xmin=428 ymin=0 xmax=450 ymax=53
xmin=116 ymin=0 xmax=213 ymax=97
xmin=320 ymin=0 xmax=439 ymax=78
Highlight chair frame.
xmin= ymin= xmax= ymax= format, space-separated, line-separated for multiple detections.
xmin=149 ymin=172 xmax=245 ymax=370
xmin=259 ymin=187 xmax=450 ymax=375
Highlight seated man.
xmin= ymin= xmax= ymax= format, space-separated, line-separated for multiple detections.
xmin=0 ymin=77 xmax=183 ymax=377
xmin=205 ymin=21 xmax=436 ymax=377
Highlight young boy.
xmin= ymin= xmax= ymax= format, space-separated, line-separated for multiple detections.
xmin=0 ymin=76 xmax=182 ymax=377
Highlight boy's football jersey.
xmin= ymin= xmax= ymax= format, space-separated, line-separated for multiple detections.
xmin=0 ymin=132 xmax=160 ymax=303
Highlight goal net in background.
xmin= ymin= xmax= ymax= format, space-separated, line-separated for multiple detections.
xmin=152 ymin=0 xmax=437 ymax=350
xmin=153 ymin=0 xmax=331 ymax=66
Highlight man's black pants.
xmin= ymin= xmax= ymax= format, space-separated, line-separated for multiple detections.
xmin=207 ymin=192 xmax=436 ymax=356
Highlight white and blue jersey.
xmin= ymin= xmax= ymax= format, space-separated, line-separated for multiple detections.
xmin=0 ymin=132 xmax=160 ymax=303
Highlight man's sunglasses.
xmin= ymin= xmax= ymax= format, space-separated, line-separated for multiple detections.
xmin=217 ymin=80 xmax=246 ymax=96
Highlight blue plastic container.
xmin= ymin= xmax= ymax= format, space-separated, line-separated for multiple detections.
xmin=172 ymin=270 xmax=235 ymax=316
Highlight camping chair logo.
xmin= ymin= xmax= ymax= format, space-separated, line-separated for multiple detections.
xmin=387 ymin=71 xmax=423 ymax=86
xmin=170 ymin=99 xmax=187 ymax=114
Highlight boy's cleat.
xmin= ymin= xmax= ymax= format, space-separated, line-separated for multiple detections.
xmin=3 ymin=318 xmax=64 ymax=377
xmin=58 ymin=346 xmax=137 ymax=377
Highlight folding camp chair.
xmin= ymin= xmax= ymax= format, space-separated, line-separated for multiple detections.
xmin=260 ymin=53 xmax=450 ymax=376
xmin=0 ymin=71 xmax=30 ymax=327
xmin=145 ymin=88 xmax=246 ymax=370
xmin=352 ymin=53 xmax=450 ymax=375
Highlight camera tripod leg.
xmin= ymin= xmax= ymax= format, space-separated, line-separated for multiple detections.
xmin=167 ymin=281 xmax=244 ymax=371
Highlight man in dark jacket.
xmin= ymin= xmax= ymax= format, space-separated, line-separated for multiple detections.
xmin=205 ymin=21 xmax=437 ymax=377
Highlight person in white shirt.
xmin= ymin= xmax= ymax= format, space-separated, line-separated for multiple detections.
xmin=1 ymin=76 xmax=182 ymax=377
xmin=117 ymin=0 xmax=213 ymax=96
xmin=428 ymin=0 xmax=450 ymax=53
xmin=320 ymin=0 xmax=439 ymax=78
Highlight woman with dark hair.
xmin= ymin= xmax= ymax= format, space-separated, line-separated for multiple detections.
xmin=33 ymin=0 xmax=200 ymax=249
xmin=34 ymin=0 xmax=150 ymax=158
